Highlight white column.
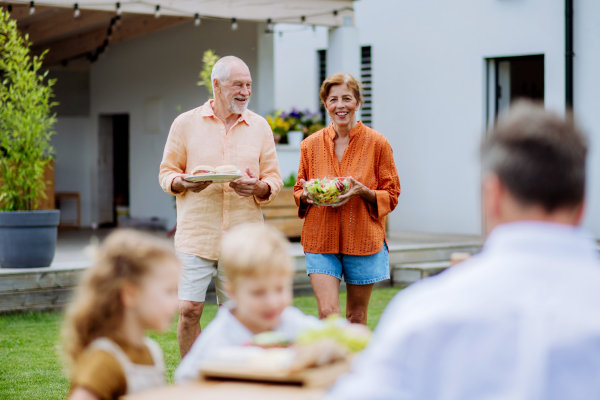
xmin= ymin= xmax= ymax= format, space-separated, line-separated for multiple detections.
xmin=326 ymin=17 xmax=360 ymax=80
xmin=326 ymin=17 xmax=360 ymax=121
xmin=255 ymin=23 xmax=275 ymax=116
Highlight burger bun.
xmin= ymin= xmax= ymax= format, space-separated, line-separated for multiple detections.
xmin=192 ymin=165 xmax=215 ymax=175
xmin=215 ymin=165 xmax=239 ymax=174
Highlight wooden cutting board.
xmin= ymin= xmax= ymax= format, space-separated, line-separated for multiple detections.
xmin=199 ymin=359 xmax=352 ymax=389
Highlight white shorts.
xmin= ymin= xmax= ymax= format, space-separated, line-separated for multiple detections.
xmin=176 ymin=252 xmax=229 ymax=304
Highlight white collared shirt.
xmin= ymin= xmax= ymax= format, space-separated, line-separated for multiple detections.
xmin=326 ymin=221 xmax=600 ymax=400
xmin=175 ymin=305 xmax=321 ymax=384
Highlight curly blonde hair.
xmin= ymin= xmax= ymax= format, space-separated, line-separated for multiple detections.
xmin=220 ymin=223 xmax=293 ymax=287
xmin=61 ymin=229 xmax=178 ymax=375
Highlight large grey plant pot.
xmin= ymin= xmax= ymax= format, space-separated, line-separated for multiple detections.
xmin=0 ymin=210 xmax=61 ymax=268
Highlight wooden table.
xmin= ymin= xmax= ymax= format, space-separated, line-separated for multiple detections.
xmin=123 ymin=381 xmax=326 ymax=400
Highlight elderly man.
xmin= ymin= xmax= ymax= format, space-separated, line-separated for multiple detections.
xmin=326 ymin=101 xmax=600 ymax=399
xmin=159 ymin=56 xmax=282 ymax=357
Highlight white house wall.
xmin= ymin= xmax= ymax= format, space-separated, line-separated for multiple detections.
xmin=275 ymin=0 xmax=600 ymax=236
xmin=88 ymin=19 xmax=267 ymax=229
xmin=274 ymin=24 xmax=328 ymax=112
xmin=51 ymin=117 xmax=93 ymax=227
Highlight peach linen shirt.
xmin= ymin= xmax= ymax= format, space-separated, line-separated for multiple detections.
xmin=159 ymin=100 xmax=282 ymax=260
xmin=294 ymin=122 xmax=400 ymax=256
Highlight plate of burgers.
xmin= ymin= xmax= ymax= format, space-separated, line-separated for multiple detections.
xmin=184 ymin=165 xmax=243 ymax=183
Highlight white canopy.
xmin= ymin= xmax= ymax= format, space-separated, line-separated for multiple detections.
xmin=7 ymin=0 xmax=355 ymax=26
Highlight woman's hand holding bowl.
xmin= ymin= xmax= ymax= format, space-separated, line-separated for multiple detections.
xmin=299 ymin=179 xmax=315 ymax=205
xmin=332 ymin=177 xmax=376 ymax=208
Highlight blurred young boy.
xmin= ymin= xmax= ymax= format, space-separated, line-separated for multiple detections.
xmin=175 ymin=223 xmax=321 ymax=384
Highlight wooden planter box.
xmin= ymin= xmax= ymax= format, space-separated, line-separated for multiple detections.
xmin=263 ymin=188 xmax=303 ymax=238
xmin=264 ymin=188 xmax=389 ymax=238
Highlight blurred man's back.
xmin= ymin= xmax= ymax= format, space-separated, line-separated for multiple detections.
xmin=326 ymin=102 xmax=600 ymax=400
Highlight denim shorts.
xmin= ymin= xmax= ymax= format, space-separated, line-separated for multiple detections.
xmin=305 ymin=243 xmax=390 ymax=285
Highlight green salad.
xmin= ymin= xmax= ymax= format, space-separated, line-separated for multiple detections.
xmin=296 ymin=315 xmax=371 ymax=353
xmin=305 ymin=177 xmax=351 ymax=206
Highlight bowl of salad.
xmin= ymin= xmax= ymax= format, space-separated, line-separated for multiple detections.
xmin=304 ymin=177 xmax=351 ymax=206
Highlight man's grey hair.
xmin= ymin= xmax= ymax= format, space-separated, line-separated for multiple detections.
xmin=211 ymin=56 xmax=248 ymax=90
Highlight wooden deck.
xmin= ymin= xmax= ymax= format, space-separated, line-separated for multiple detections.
xmin=0 ymin=229 xmax=484 ymax=313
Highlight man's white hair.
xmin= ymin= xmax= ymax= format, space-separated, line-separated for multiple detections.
xmin=211 ymin=56 xmax=248 ymax=90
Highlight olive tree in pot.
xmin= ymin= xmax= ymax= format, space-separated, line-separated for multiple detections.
xmin=0 ymin=9 xmax=59 ymax=268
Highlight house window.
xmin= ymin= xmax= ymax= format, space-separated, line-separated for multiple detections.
xmin=317 ymin=49 xmax=327 ymax=123
xmin=360 ymin=46 xmax=373 ymax=127
xmin=486 ymin=55 xmax=544 ymax=129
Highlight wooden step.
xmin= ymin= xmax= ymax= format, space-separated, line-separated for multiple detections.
xmin=392 ymin=261 xmax=451 ymax=288
xmin=0 ymin=239 xmax=483 ymax=313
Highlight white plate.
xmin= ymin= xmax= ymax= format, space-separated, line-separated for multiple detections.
xmin=184 ymin=174 xmax=243 ymax=183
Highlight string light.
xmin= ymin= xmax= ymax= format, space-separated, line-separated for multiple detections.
xmin=267 ymin=18 xmax=273 ymax=31
xmin=74 ymin=3 xmax=80 ymax=18
xmin=7 ymin=4 xmax=12 ymax=12
xmin=231 ymin=17 xmax=237 ymax=30
xmin=29 ymin=1 xmax=35 ymax=15
xmin=115 ymin=15 xmax=122 ymax=27
xmin=116 ymin=2 xmax=121 ymax=16
xmin=301 ymin=15 xmax=306 ymax=24
xmin=154 ymin=5 xmax=161 ymax=19
xmin=194 ymin=13 xmax=201 ymax=27
xmin=333 ymin=10 xmax=338 ymax=17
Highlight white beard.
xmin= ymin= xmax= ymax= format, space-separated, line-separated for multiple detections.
xmin=229 ymin=96 xmax=250 ymax=114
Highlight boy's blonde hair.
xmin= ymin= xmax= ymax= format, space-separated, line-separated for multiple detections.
xmin=220 ymin=223 xmax=294 ymax=286
xmin=61 ymin=229 xmax=179 ymax=375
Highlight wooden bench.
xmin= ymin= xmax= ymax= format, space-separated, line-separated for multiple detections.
xmin=263 ymin=188 xmax=303 ymax=238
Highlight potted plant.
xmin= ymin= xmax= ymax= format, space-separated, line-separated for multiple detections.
xmin=267 ymin=110 xmax=290 ymax=144
xmin=298 ymin=110 xmax=325 ymax=138
xmin=283 ymin=109 xmax=304 ymax=147
xmin=0 ymin=9 xmax=60 ymax=268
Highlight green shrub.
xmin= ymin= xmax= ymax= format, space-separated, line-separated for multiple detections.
xmin=197 ymin=49 xmax=220 ymax=96
xmin=0 ymin=9 xmax=57 ymax=211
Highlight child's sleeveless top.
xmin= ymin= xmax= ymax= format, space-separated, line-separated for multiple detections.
xmin=88 ymin=337 xmax=166 ymax=395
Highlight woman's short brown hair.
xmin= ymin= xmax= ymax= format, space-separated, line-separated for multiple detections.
xmin=319 ymin=73 xmax=363 ymax=108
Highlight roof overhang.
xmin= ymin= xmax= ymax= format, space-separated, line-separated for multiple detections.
xmin=1 ymin=0 xmax=353 ymax=65
xmin=3 ymin=0 xmax=354 ymax=26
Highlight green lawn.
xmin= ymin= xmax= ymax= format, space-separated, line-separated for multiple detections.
xmin=0 ymin=287 xmax=401 ymax=400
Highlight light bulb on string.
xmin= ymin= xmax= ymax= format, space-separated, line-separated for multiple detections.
xmin=231 ymin=18 xmax=238 ymax=30
xmin=8 ymin=4 xmax=12 ymax=13
xmin=267 ymin=18 xmax=273 ymax=31
xmin=301 ymin=15 xmax=306 ymax=24
xmin=154 ymin=5 xmax=161 ymax=19
xmin=115 ymin=15 xmax=122 ymax=28
xmin=74 ymin=3 xmax=80 ymax=18
xmin=29 ymin=1 xmax=35 ymax=15
xmin=116 ymin=2 xmax=122 ymax=16
xmin=194 ymin=13 xmax=201 ymax=27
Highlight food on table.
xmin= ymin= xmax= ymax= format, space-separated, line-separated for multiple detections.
xmin=215 ymin=165 xmax=240 ymax=174
xmin=191 ymin=165 xmax=215 ymax=175
xmin=296 ymin=315 xmax=371 ymax=353
xmin=304 ymin=177 xmax=351 ymax=206
xmin=289 ymin=340 xmax=348 ymax=372
xmin=251 ymin=331 xmax=291 ymax=348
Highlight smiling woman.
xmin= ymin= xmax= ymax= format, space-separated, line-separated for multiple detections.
xmin=294 ymin=73 xmax=401 ymax=327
